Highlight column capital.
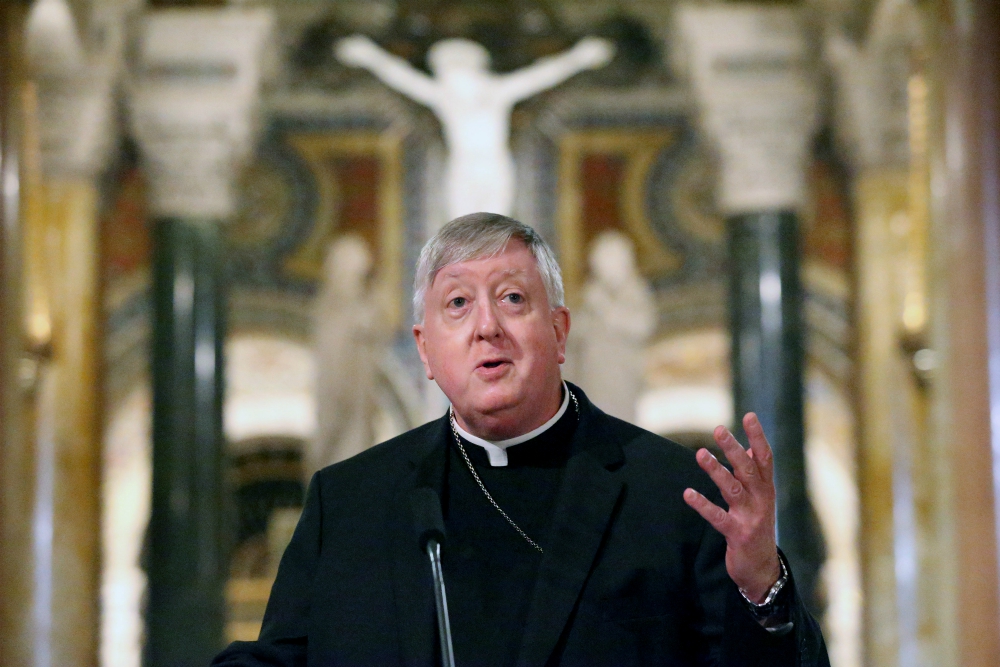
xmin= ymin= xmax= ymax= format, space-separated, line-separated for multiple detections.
xmin=823 ymin=0 xmax=923 ymax=170
xmin=676 ymin=5 xmax=819 ymax=216
xmin=33 ymin=71 xmax=117 ymax=179
xmin=129 ymin=8 xmax=274 ymax=219
xmin=25 ymin=0 xmax=119 ymax=178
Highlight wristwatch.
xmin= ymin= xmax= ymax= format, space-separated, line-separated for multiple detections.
xmin=738 ymin=552 xmax=789 ymax=618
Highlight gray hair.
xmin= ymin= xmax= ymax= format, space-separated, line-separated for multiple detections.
xmin=413 ymin=212 xmax=565 ymax=323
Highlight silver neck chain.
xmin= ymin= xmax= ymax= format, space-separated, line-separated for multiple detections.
xmin=449 ymin=389 xmax=580 ymax=555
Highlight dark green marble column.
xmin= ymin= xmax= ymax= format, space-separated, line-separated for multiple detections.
xmin=726 ymin=210 xmax=823 ymax=612
xmin=144 ymin=218 xmax=227 ymax=667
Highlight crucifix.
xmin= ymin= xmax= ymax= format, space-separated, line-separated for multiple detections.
xmin=337 ymin=35 xmax=613 ymax=220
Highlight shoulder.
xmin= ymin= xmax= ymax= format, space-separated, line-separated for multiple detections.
xmin=312 ymin=418 xmax=444 ymax=497
xmin=604 ymin=414 xmax=707 ymax=483
xmin=574 ymin=398 xmax=717 ymax=501
xmin=579 ymin=409 xmax=723 ymax=538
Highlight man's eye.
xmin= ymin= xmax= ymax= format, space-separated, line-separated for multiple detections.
xmin=504 ymin=293 xmax=523 ymax=304
xmin=450 ymin=297 xmax=467 ymax=308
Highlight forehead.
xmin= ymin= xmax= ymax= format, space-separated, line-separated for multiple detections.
xmin=432 ymin=242 xmax=540 ymax=286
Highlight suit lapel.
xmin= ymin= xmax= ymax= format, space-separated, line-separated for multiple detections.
xmin=390 ymin=417 xmax=449 ymax=667
xmin=516 ymin=393 xmax=626 ymax=667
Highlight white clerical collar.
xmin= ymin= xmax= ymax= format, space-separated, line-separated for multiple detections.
xmin=452 ymin=383 xmax=571 ymax=467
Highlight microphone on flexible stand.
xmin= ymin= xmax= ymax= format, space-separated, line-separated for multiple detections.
xmin=410 ymin=487 xmax=456 ymax=667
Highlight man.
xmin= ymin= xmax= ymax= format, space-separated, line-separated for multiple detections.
xmin=213 ymin=213 xmax=830 ymax=666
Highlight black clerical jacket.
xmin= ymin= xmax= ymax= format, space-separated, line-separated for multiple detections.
xmin=213 ymin=385 xmax=830 ymax=667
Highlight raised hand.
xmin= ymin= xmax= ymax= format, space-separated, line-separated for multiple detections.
xmin=335 ymin=35 xmax=384 ymax=67
xmin=683 ymin=412 xmax=782 ymax=602
xmin=571 ymin=37 xmax=615 ymax=69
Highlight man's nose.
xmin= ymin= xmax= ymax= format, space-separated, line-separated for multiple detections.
xmin=474 ymin=300 xmax=504 ymax=340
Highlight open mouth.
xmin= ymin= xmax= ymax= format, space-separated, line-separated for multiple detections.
xmin=482 ymin=361 xmax=504 ymax=369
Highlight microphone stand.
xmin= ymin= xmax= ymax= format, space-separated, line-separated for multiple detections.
xmin=425 ymin=537 xmax=456 ymax=667
xmin=411 ymin=487 xmax=456 ymax=667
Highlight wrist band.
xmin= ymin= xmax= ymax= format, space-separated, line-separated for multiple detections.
xmin=738 ymin=552 xmax=788 ymax=618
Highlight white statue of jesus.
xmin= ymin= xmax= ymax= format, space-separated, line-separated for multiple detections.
xmin=337 ymin=35 xmax=614 ymax=220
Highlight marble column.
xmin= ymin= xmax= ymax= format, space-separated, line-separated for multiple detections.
xmin=934 ymin=4 xmax=1000 ymax=666
xmin=825 ymin=2 xmax=933 ymax=665
xmin=130 ymin=9 xmax=273 ymax=666
xmin=3 ymin=1 xmax=121 ymax=665
xmin=0 ymin=5 xmax=32 ymax=667
xmin=677 ymin=5 xmax=823 ymax=611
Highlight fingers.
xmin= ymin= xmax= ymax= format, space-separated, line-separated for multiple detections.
xmin=683 ymin=488 xmax=730 ymax=534
xmin=695 ymin=447 xmax=747 ymax=507
xmin=712 ymin=416 xmax=776 ymax=491
xmin=713 ymin=425 xmax=758 ymax=486
xmin=742 ymin=413 xmax=774 ymax=484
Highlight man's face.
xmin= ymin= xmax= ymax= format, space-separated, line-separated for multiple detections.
xmin=413 ymin=241 xmax=570 ymax=439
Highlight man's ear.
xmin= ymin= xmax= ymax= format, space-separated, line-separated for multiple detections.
xmin=552 ymin=306 xmax=570 ymax=365
xmin=412 ymin=324 xmax=435 ymax=380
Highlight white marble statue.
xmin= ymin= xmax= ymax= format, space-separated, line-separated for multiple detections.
xmin=566 ymin=231 xmax=657 ymax=423
xmin=307 ymin=235 xmax=386 ymax=481
xmin=336 ymin=35 xmax=614 ymax=220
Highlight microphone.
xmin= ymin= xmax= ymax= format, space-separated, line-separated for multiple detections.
xmin=409 ymin=487 xmax=456 ymax=667
xmin=411 ymin=486 xmax=446 ymax=551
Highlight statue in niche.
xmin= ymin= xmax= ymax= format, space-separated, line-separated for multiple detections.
xmin=566 ymin=231 xmax=656 ymax=423
xmin=336 ymin=34 xmax=613 ymax=220
xmin=306 ymin=234 xmax=386 ymax=481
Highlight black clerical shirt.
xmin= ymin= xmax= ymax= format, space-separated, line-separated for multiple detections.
xmin=442 ymin=399 xmax=579 ymax=667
